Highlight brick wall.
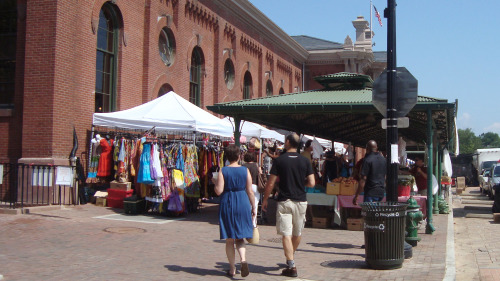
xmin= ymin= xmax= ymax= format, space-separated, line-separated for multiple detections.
xmin=8 ymin=0 xmax=305 ymax=163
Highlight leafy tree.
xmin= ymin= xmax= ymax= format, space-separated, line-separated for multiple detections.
xmin=458 ymin=128 xmax=482 ymax=154
xmin=479 ymin=132 xmax=500 ymax=148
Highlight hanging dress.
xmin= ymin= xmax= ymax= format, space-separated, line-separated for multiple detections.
xmin=137 ymin=142 xmax=155 ymax=184
xmin=97 ymin=138 xmax=114 ymax=177
xmin=219 ymin=166 xmax=253 ymax=240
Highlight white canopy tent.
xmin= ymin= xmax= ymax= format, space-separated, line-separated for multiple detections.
xmin=222 ymin=117 xmax=285 ymax=143
xmin=93 ymin=91 xmax=234 ymax=137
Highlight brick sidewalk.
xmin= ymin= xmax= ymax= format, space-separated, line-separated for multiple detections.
xmin=0 ymin=202 xmax=450 ymax=281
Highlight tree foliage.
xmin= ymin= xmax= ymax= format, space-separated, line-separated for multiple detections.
xmin=479 ymin=132 xmax=500 ymax=148
xmin=458 ymin=128 xmax=482 ymax=154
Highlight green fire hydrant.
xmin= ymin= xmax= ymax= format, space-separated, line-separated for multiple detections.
xmin=405 ymin=196 xmax=423 ymax=247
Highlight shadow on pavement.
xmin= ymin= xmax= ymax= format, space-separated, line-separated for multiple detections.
xmin=320 ymin=259 xmax=368 ymax=269
xmin=307 ymin=242 xmax=356 ymax=249
xmin=164 ymin=262 xmax=282 ymax=278
xmin=212 ymin=240 xmax=365 ymax=257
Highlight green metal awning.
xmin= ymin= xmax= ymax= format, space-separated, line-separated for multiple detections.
xmin=208 ymin=72 xmax=457 ymax=149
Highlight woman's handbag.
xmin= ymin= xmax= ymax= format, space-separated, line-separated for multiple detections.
xmin=257 ymin=173 xmax=267 ymax=193
xmin=246 ymin=227 xmax=260 ymax=244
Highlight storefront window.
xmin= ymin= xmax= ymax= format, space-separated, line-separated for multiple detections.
xmin=159 ymin=27 xmax=175 ymax=66
xmin=0 ymin=0 xmax=17 ymax=106
xmin=189 ymin=47 xmax=203 ymax=107
xmin=243 ymin=71 xmax=252 ymax=99
xmin=158 ymin=83 xmax=173 ymax=97
xmin=266 ymin=80 xmax=273 ymax=96
xmin=95 ymin=3 xmax=119 ymax=113
xmin=224 ymin=59 xmax=235 ymax=90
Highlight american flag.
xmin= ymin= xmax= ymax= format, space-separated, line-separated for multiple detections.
xmin=374 ymin=5 xmax=383 ymax=27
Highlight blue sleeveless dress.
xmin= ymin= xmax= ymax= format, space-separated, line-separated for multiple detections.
xmin=219 ymin=166 xmax=253 ymax=239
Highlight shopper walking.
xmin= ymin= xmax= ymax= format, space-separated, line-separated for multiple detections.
xmin=214 ymin=144 xmax=255 ymax=277
xmin=353 ymin=140 xmax=386 ymax=205
xmin=242 ymin=152 xmax=262 ymax=228
xmin=262 ymin=133 xmax=315 ymax=277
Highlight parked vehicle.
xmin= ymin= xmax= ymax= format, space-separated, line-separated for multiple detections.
xmin=479 ymin=169 xmax=491 ymax=193
xmin=484 ymin=163 xmax=500 ymax=198
xmin=472 ymin=148 xmax=500 ymax=184
xmin=451 ymin=153 xmax=475 ymax=186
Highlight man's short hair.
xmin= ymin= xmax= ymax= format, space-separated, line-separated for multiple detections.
xmin=305 ymin=139 xmax=313 ymax=148
xmin=286 ymin=133 xmax=300 ymax=148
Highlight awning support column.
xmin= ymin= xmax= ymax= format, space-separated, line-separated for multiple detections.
xmin=234 ymin=118 xmax=241 ymax=147
xmin=426 ymin=108 xmax=435 ymax=234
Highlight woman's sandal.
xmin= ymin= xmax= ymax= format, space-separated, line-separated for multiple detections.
xmin=241 ymin=262 xmax=249 ymax=277
xmin=226 ymin=270 xmax=236 ymax=277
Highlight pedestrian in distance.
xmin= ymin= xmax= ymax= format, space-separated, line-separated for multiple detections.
xmin=409 ymin=156 xmax=428 ymax=195
xmin=353 ymin=140 xmax=386 ymax=205
xmin=242 ymin=151 xmax=262 ymax=228
xmin=214 ymin=144 xmax=256 ymax=277
xmin=262 ymin=133 xmax=315 ymax=278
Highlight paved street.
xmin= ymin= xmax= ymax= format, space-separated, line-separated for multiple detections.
xmin=0 ymin=197 xmax=451 ymax=281
xmin=453 ymin=186 xmax=500 ymax=281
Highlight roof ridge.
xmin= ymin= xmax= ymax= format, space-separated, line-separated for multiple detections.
xmin=291 ymin=35 xmax=342 ymax=45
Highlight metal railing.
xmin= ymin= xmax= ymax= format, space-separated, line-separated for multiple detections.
xmin=0 ymin=163 xmax=78 ymax=209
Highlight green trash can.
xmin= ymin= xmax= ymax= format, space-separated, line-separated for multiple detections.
xmin=361 ymin=202 xmax=408 ymax=270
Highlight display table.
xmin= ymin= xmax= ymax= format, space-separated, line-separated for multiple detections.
xmin=306 ymin=193 xmax=428 ymax=228
xmin=343 ymin=195 xmax=427 ymax=218
xmin=306 ymin=193 xmax=341 ymax=226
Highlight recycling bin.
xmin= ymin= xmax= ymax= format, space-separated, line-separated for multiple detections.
xmin=360 ymin=202 xmax=408 ymax=270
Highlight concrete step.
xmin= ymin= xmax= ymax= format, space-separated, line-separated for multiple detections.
xmin=462 ymin=200 xmax=493 ymax=205
xmin=464 ymin=205 xmax=492 ymax=212
xmin=465 ymin=213 xmax=493 ymax=219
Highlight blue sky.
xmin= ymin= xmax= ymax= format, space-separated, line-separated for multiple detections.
xmin=249 ymin=0 xmax=499 ymax=136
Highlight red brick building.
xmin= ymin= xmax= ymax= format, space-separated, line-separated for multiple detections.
xmin=0 ymin=0 xmax=384 ymax=166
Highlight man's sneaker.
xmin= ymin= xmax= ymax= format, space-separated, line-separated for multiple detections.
xmin=281 ymin=267 xmax=298 ymax=277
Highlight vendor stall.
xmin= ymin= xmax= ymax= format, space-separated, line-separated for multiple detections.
xmin=88 ymin=91 xmax=234 ymax=213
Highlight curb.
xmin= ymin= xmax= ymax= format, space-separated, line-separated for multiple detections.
xmin=0 ymin=205 xmax=65 ymax=215
xmin=443 ymin=188 xmax=456 ymax=281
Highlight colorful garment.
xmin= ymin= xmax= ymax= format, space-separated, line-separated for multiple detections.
xmin=97 ymin=138 xmax=114 ymax=177
xmin=137 ymin=143 xmax=154 ymax=184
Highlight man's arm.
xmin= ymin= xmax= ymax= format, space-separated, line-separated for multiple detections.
xmin=305 ymin=174 xmax=315 ymax=188
xmin=261 ymin=174 xmax=277 ymax=212
xmin=353 ymin=175 xmax=366 ymax=205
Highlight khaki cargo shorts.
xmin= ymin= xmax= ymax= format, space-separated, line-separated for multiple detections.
xmin=276 ymin=199 xmax=308 ymax=236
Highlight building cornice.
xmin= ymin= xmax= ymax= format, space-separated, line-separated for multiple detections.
xmin=211 ymin=0 xmax=309 ymax=62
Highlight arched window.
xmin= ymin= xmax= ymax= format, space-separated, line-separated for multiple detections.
xmin=0 ymin=0 xmax=17 ymax=106
xmin=189 ymin=47 xmax=203 ymax=106
xmin=279 ymin=87 xmax=285 ymax=95
xmin=243 ymin=71 xmax=252 ymax=100
xmin=95 ymin=3 xmax=119 ymax=113
xmin=158 ymin=84 xmax=173 ymax=97
xmin=158 ymin=27 xmax=175 ymax=66
xmin=266 ymin=80 xmax=273 ymax=96
xmin=224 ymin=59 xmax=235 ymax=90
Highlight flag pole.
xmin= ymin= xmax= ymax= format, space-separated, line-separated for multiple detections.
xmin=370 ymin=0 xmax=373 ymax=31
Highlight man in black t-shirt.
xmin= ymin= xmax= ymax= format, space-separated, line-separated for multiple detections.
xmin=262 ymin=133 xmax=315 ymax=278
xmin=353 ymin=140 xmax=386 ymax=205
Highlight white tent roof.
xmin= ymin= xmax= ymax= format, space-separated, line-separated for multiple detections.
xmin=93 ymin=91 xmax=234 ymax=137
xmin=222 ymin=117 xmax=285 ymax=142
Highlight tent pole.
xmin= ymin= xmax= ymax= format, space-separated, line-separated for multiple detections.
xmin=234 ymin=118 xmax=241 ymax=147
xmin=259 ymin=137 xmax=262 ymax=167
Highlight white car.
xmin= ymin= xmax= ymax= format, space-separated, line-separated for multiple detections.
xmin=485 ymin=164 xmax=500 ymax=198
xmin=479 ymin=169 xmax=491 ymax=194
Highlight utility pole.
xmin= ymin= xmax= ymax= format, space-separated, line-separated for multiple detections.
xmin=385 ymin=0 xmax=398 ymax=202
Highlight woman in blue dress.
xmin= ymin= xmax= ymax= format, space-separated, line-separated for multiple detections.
xmin=214 ymin=144 xmax=255 ymax=277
